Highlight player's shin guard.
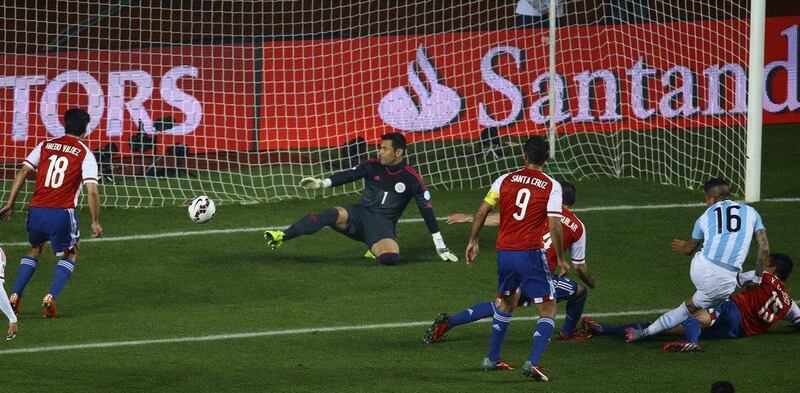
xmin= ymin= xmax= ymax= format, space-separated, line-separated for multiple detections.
xmin=450 ymin=302 xmax=494 ymax=329
xmin=49 ymin=258 xmax=75 ymax=299
xmin=561 ymin=291 xmax=587 ymax=336
xmin=13 ymin=256 xmax=38 ymax=295
xmin=529 ymin=317 xmax=555 ymax=366
xmin=283 ymin=208 xmax=339 ymax=241
xmin=644 ymin=303 xmax=690 ymax=338
xmin=681 ymin=317 xmax=701 ymax=344
xmin=487 ymin=303 xmax=513 ymax=362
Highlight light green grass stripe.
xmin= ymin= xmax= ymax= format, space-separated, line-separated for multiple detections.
xmin=1 ymin=198 xmax=798 ymax=247
xmin=0 ymin=308 xmax=669 ymax=355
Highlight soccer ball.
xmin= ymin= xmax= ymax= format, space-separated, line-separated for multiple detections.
xmin=188 ymin=195 xmax=216 ymax=224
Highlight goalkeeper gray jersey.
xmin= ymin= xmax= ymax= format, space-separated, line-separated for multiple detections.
xmin=329 ymin=159 xmax=440 ymax=233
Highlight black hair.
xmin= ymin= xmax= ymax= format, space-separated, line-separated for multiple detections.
xmin=711 ymin=381 xmax=735 ymax=393
xmin=381 ymin=133 xmax=407 ymax=152
xmin=770 ymin=253 xmax=794 ymax=281
xmin=64 ymin=108 xmax=90 ymax=136
xmin=703 ymin=177 xmax=730 ymax=195
xmin=524 ymin=136 xmax=549 ymax=165
xmin=561 ymin=180 xmax=576 ymax=206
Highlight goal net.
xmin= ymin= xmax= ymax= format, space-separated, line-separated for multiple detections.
xmin=0 ymin=1 xmax=759 ymax=207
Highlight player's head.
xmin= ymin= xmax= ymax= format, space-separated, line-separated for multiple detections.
xmin=702 ymin=177 xmax=731 ymax=204
xmin=710 ymin=381 xmax=735 ymax=393
xmin=769 ymin=253 xmax=794 ymax=281
xmin=561 ymin=180 xmax=576 ymax=207
xmin=379 ymin=133 xmax=407 ymax=165
xmin=523 ymin=136 xmax=549 ymax=166
xmin=63 ymin=108 xmax=91 ymax=137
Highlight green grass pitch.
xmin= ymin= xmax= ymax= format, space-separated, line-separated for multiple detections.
xmin=0 ymin=126 xmax=798 ymax=392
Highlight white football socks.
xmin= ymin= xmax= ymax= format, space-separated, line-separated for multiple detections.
xmin=644 ymin=302 xmax=690 ymax=337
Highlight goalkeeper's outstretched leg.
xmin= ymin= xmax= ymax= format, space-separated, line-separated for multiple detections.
xmin=263 ymin=206 xmax=349 ymax=249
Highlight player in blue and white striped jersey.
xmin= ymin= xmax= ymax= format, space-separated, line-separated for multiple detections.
xmin=627 ymin=178 xmax=770 ymax=343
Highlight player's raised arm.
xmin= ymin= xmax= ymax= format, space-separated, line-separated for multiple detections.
xmin=298 ymin=161 xmax=371 ymax=190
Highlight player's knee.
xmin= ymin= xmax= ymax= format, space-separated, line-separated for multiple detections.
xmin=496 ymin=297 xmax=516 ymax=313
xmin=377 ymin=252 xmax=400 ymax=266
xmin=63 ymin=248 xmax=78 ymax=261
xmin=568 ymin=285 xmax=587 ymax=302
xmin=333 ymin=206 xmax=348 ymax=228
xmin=28 ymin=245 xmax=44 ymax=258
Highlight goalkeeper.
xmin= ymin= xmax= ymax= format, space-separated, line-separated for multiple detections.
xmin=264 ymin=133 xmax=458 ymax=265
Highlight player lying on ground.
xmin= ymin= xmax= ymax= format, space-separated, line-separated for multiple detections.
xmin=264 ymin=133 xmax=457 ymax=265
xmin=0 ymin=247 xmax=19 ymax=340
xmin=0 ymin=108 xmax=103 ymax=318
xmin=464 ymin=136 xmax=567 ymax=382
xmin=424 ymin=181 xmax=596 ymax=345
xmin=585 ymin=254 xmax=798 ymax=352
xmin=627 ymin=177 xmax=770 ymax=344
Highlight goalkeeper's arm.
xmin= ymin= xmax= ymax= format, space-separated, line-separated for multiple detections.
xmin=299 ymin=164 xmax=368 ymax=190
xmin=414 ymin=191 xmax=458 ymax=262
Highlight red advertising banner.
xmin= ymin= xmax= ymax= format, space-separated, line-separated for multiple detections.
xmin=261 ymin=16 xmax=800 ymax=149
xmin=2 ymin=17 xmax=799 ymax=160
xmin=1 ymin=45 xmax=254 ymax=162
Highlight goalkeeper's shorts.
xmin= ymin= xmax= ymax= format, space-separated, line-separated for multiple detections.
xmin=335 ymin=204 xmax=396 ymax=248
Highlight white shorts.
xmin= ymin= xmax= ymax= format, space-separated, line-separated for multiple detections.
xmin=689 ymin=253 xmax=738 ymax=309
xmin=0 ymin=246 xmax=6 ymax=282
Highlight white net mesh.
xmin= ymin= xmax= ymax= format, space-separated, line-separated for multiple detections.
xmin=1 ymin=1 xmax=752 ymax=207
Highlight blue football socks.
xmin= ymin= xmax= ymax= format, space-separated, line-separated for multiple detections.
xmin=13 ymin=256 xmax=38 ymax=295
xmin=487 ymin=303 xmax=513 ymax=362
xmin=449 ymin=301 xmax=494 ymax=329
xmin=561 ymin=291 xmax=587 ymax=336
xmin=529 ymin=317 xmax=555 ymax=366
xmin=49 ymin=258 xmax=76 ymax=299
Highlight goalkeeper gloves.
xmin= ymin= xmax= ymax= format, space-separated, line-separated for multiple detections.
xmin=299 ymin=177 xmax=332 ymax=190
xmin=432 ymin=232 xmax=458 ymax=262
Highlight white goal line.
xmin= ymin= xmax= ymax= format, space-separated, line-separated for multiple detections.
xmin=0 ymin=308 xmax=669 ymax=355
xmin=1 ymin=198 xmax=797 ymax=247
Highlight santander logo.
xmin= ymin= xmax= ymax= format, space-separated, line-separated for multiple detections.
xmin=378 ymin=45 xmax=462 ymax=131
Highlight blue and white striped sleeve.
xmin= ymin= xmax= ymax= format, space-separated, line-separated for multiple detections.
xmin=691 ymin=216 xmax=705 ymax=240
xmin=752 ymin=209 xmax=765 ymax=233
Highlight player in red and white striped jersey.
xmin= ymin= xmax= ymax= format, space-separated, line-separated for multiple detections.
xmin=465 ymin=137 xmax=565 ymax=381
xmin=0 ymin=108 xmax=103 ymax=318
xmin=427 ymin=181 xmax=596 ymax=345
